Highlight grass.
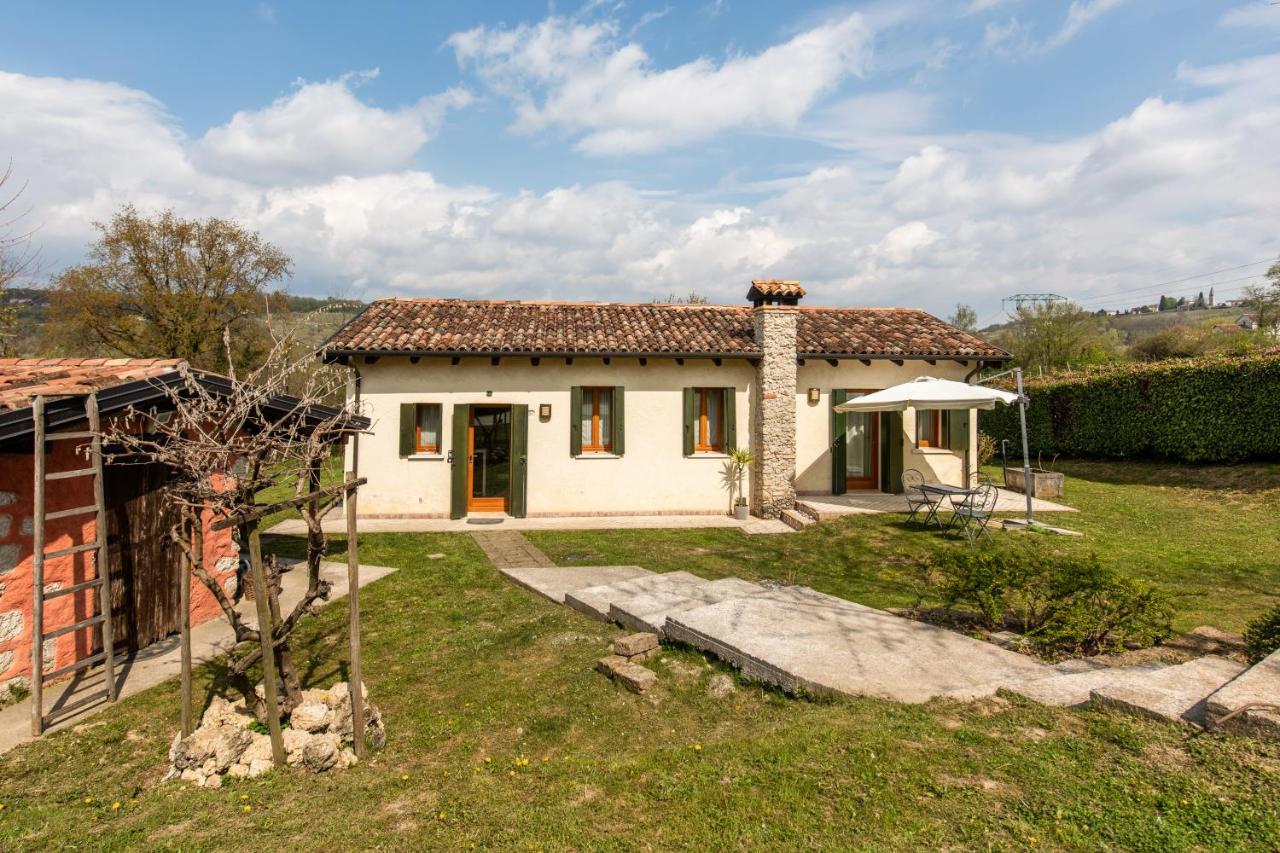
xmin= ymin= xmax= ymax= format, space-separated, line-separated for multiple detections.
xmin=0 ymin=460 xmax=1277 ymax=849
xmin=531 ymin=459 xmax=1280 ymax=635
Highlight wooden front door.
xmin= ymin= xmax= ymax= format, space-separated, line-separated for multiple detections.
xmin=844 ymin=390 xmax=880 ymax=491
xmin=102 ymin=463 xmax=184 ymax=652
xmin=467 ymin=405 xmax=512 ymax=512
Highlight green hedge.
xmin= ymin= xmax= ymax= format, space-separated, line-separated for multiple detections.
xmin=980 ymin=355 xmax=1280 ymax=463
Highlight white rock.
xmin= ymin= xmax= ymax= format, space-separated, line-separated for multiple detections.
xmin=240 ymin=733 xmax=273 ymax=765
xmin=226 ymin=763 xmax=249 ymax=778
xmin=201 ymin=696 xmax=252 ymax=730
xmin=282 ymin=727 xmax=313 ymax=765
xmin=211 ymin=726 xmax=254 ymax=770
xmin=301 ymin=732 xmax=341 ymax=772
xmin=247 ymin=758 xmax=274 ymax=778
xmin=290 ymin=702 xmax=333 ymax=733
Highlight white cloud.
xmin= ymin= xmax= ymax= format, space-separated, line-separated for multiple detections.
xmin=447 ymin=12 xmax=873 ymax=155
xmin=965 ymin=0 xmax=1018 ymax=14
xmin=983 ymin=17 xmax=1028 ymax=54
xmin=1219 ymin=2 xmax=1280 ymax=32
xmin=2 ymin=50 xmax=1279 ymax=318
xmin=1045 ymin=0 xmax=1129 ymax=49
xmin=195 ymin=71 xmax=470 ymax=184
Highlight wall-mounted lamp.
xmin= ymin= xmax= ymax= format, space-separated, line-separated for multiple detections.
xmin=807 ymin=387 xmax=821 ymax=405
xmin=539 ymin=403 xmax=552 ymax=420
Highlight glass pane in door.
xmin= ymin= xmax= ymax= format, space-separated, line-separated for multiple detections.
xmin=471 ymin=407 xmax=511 ymax=499
xmin=845 ymin=412 xmax=873 ymax=480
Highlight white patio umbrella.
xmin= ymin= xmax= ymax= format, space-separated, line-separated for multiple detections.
xmin=833 ymin=375 xmax=1034 ymax=524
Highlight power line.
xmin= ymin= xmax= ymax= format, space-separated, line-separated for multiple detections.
xmin=1084 ymin=273 xmax=1267 ymax=309
xmin=1074 ymin=258 xmax=1274 ymax=306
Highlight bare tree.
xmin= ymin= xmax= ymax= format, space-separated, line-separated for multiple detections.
xmin=0 ymin=161 xmax=39 ymax=356
xmin=98 ymin=329 xmax=362 ymax=723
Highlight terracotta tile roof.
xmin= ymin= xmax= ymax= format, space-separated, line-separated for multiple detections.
xmin=0 ymin=358 xmax=188 ymax=410
xmin=324 ymin=298 xmax=1008 ymax=361
xmin=748 ymin=280 xmax=806 ymax=299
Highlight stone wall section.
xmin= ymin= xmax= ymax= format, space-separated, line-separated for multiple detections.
xmin=750 ymin=307 xmax=799 ymax=518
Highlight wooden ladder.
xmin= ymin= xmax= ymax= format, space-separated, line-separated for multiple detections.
xmin=30 ymin=393 xmax=117 ymax=736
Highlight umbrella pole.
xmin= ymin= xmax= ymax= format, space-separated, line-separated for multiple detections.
xmin=1015 ymin=367 xmax=1033 ymax=525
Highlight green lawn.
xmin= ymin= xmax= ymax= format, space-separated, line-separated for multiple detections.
xmin=0 ymin=461 xmax=1277 ymax=850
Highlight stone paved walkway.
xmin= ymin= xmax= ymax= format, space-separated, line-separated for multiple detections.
xmin=471 ymin=531 xmax=556 ymax=569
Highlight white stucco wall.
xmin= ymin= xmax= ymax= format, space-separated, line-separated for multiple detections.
xmin=793 ymin=359 xmax=978 ymax=494
xmin=350 ymin=356 xmax=755 ymax=516
xmin=347 ymin=355 xmax=981 ymax=517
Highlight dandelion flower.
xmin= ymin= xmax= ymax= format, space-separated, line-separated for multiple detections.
xmin=508 ymin=770 xmax=516 ymax=777
xmin=239 ymin=794 xmax=249 ymax=801
xmin=692 ymin=744 xmax=702 ymax=752
xmin=438 ymin=811 xmax=446 ymax=820
xmin=484 ymin=756 xmax=492 ymax=764
xmin=243 ymin=805 xmax=252 ymax=814
xmin=401 ymin=773 xmax=409 ymax=781
xmin=84 ymin=797 xmax=93 ymax=804
xmin=111 ymin=802 xmax=121 ymax=811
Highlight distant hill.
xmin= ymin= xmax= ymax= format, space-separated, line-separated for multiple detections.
xmin=2 ymin=287 xmax=365 ymax=356
xmin=980 ymin=304 xmax=1246 ymax=340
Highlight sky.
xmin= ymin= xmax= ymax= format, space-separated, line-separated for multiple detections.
xmin=2 ymin=0 xmax=1279 ymax=325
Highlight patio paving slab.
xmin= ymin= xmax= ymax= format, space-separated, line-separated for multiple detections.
xmin=498 ymin=565 xmax=654 ymax=605
xmin=608 ymin=577 xmax=766 ymax=636
xmin=796 ymin=488 xmax=1074 ymax=520
xmin=1090 ymin=656 xmax=1247 ymax=726
xmin=664 ymin=585 xmax=1049 ymax=703
xmin=564 ymin=571 xmax=705 ymax=621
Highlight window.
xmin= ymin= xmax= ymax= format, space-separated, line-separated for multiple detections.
xmin=414 ymin=403 xmax=442 ymax=453
xmin=916 ymin=409 xmax=942 ymax=448
xmin=579 ymin=387 xmax=613 ymax=453
xmin=694 ymin=387 xmax=725 ymax=452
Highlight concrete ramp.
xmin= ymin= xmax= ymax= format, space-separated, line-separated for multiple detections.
xmin=499 ymin=565 xmax=653 ymax=605
xmin=564 ymin=571 xmax=705 ymax=621
xmin=664 ymin=585 xmax=1049 ymax=703
xmin=609 ymin=577 xmax=765 ymax=637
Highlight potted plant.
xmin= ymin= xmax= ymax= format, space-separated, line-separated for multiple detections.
xmin=726 ymin=447 xmax=753 ymax=520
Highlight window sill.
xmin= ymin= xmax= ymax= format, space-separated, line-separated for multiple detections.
xmin=687 ymin=452 xmax=730 ymax=459
xmin=574 ymin=452 xmax=621 ymax=459
xmin=407 ymin=452 xmax=445 ymax=460
xmin=912 ymin=447 xmax=958 ymax=456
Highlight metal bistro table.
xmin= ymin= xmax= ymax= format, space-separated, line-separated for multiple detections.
xmin=917 ymin=482 xmax=977 ymax=528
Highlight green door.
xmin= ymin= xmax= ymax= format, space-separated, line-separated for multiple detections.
xmin=880 ymin=411 xmax=904 ymax=493
xmin=510 ymin=404 xmax=528 ymax=518
xmin=449 ymin=404 xmax=469 ymax=519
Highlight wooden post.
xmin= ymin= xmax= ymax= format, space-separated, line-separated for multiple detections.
xmin=179 ymin=513 xmax=195 ymax=737
xmin=248 ymin=526 xmax=286 ymax=766
xmin=345 ymin=470 xmax=365 ymax=758
xmin=30 ymin=396 xmax=45 ymax=737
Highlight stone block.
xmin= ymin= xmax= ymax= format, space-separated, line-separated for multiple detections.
xmin=0 ymin=650 xmax=12 ymax=676
xmin=614 ymin=632 xmax=659 ymax=657
xmin=0 ymin=543 xmax=20 ymax=574
xmin=0 ymin=491 xmax=14 ymax=507
xmin=595 ymin=655 xmax=628 ymax=676
xmin=0 ymin=515 xmax=10 ymax=537
xmin=613 ymin=663 xmax=657 ymax=694
xmin=0 ymin=609 xmax=23 ymax=643
xmin=1205 ymin=648 xmax=1280 ymax=738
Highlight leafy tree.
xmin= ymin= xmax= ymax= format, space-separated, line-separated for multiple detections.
xmin=947 ymin=303 xmax=978 ymax=332
xmin=49 ymin=205 xmax=291 ymax=370
xmin=1241 ymin=282 xmax=1280 ymax=336
xmin=1158 ymin=295 xmax=1178 ymax=312
xmin=654 ymin=291 xmax=709 ymax=304
xmin=1128 ymin=327 xmax=1205 ymax=362
xmin=992 ymin=300 xmax=1120 ymax=373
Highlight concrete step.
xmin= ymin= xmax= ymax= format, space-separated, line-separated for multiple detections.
xmin=1204 ymin=648 xmax=1280 ymax=739
xmin=665 ymin=585 xmax=1049 ymax=703
xmin=499 ymin=565 xmax=653 ymax=604
xmin=609 ymin=577 xmax=765 ymax=636
xmin=794 ymin=501 xmax=842 ymax=522
xmin=779 ymin=509 xmax=815 ymax=531
xmin=1001 ymin=662 xmax=1169 ymax=708
xmin=1089 ymin=655 xmax=1247 ymax=727
xmin=564 ymin=571 xmax=705 ymax=622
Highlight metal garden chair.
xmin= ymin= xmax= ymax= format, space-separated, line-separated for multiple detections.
xmin=950 ymin=481 xmax=999 ymax=543
xmin=902 ymin=468 xmax=942 ymax=525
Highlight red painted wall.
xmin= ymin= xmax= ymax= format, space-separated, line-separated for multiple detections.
xmin=0 ymin=440 xmax=237 ymax=691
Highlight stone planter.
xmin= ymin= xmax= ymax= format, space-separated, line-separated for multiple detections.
xmin=1004 ymin=467 xmax=1064 ymax=498
xmin=733 ymin=504 xmax=750 ymax=521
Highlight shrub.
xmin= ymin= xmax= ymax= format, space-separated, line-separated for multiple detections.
xmin=976 ymin=431 xmax=997 ymax=468
xmin=980 ymin=354 xmax=1280 ymax=463
xmin=928 ymin=541 xmax=1174 ymax=657
xmin=1243 ymin=605 xmax=1280 ymax=664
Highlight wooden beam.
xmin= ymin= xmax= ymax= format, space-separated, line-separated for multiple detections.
xmin=490 ymin=356 xmax=501 ymax=366
xmin=179 ymin=516 xmax=194 ymax=737
xmin=86 ymin=394 xmax=116 ymax=703
xmin=639 ymin=358 xmax=647 ymax=367
xmin=409 ymin=356 xmax=420 ymax=364
xmin=565 ymin=357 xmax=574 ymax=365
xmin=345 ymin=471 xmax=366 ymax=758
xmin=209 ymin=478 xmax=368 ymax=531
xmin=30 ymin=396 xmax=45 ymax=737
xmin=926 ymin=359 xmax=937 ymax=366
xmin=364 ymin=356 xmax=380 ymax=365
xmin=450 ymin=357 xmax=461 ymax=366
xmin=531 ymin=357 xmax=540 ymax=366
xmin=892 ymin=359 xmax=904 ymax=366
xmin=712 ymin=358 xmax=722 ymax=367
xmin=859 ymin=359 xmax=871 ymax=367
xmin=603 ymin=357 xmax=611 ymax=366
xmin=248 ymin=527 xmax=286 ymax=766
xmin=675 ymin=358 xmax=684 ymax=366
xmin=826 ymin=359 xmax=838 ymax=368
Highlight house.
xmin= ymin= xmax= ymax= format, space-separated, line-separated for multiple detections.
xmin=0 ymin=357 xmax=360 ymax=705
xmin=323 ymin=282 xmax=1009 ymax=521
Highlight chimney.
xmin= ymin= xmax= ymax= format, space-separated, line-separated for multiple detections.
xmin=747 ymin=280 xmax=804 ymax=518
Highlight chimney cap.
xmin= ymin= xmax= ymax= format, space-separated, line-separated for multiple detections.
xmin=748 ymin=280 xmax=805 ymax=307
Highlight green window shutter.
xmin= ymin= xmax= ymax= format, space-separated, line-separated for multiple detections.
xmin=449 ymin=405 xmax=469 ymax=519
xmin=946 ymin=409 xmax=970 ymax=451
xmin=569 ymin=386 xmax=583 ymax=457
xmin=882 ymin=411 xmax=904 ymax=493
xmin=722 ymin=387 xmax=737 ymax=451
xmin=510 ymin=404 xmax=528 ymax=518
xmin=830 ymin=389 xmax=847 ymax=494
xmin=611 ymin=386 xmax=625 ymax=456
xmin=399 ymin=403 xmax=416 ymax=456
xmin=682 ymin=387 xmax=695 ymax=456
